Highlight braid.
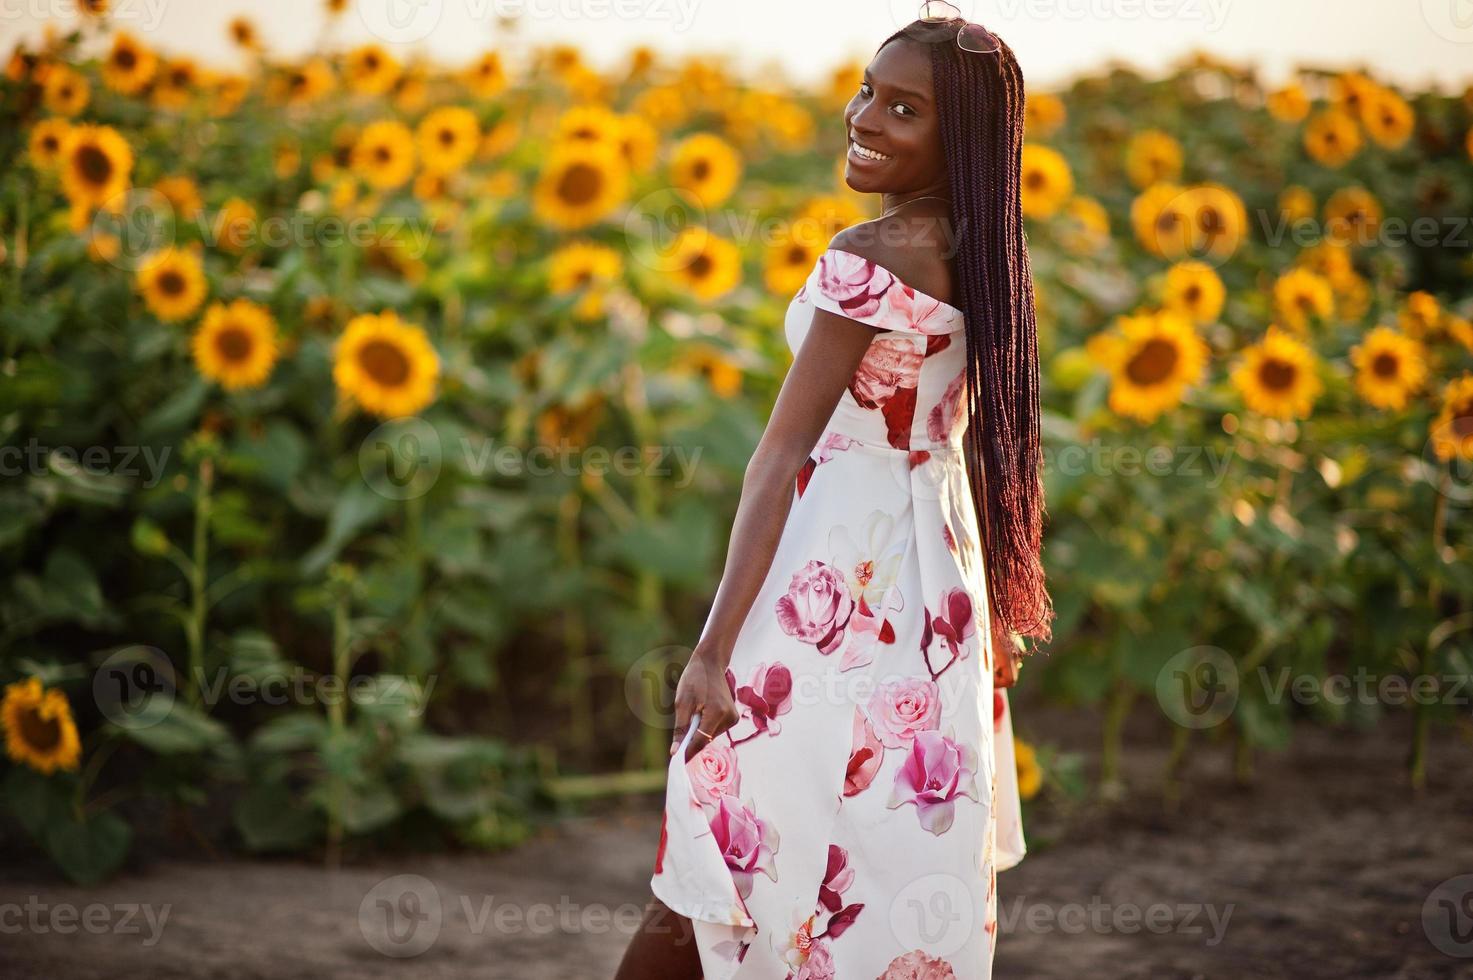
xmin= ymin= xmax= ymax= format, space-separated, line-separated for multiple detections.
xmin=881 ymin=22 xmax=1054 ymax=647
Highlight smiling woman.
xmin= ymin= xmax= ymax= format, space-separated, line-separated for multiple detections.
xmin=617 ymin=6 xmax=1047 ymax=980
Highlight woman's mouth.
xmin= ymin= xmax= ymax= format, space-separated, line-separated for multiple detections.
xmin=848 ymin=139 xmax=892 ymax=165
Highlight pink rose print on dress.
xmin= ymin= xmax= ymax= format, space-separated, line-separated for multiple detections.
xmin=926 ymin=369 xmax=966 ymax=445
xmin=844 ymin=706 xmax=884 ymax=797
xmin=850 ymin=338 xmax=924 ymax=411
xmin=816 ymin=844 xmax=864 ymax=938
xmin=710 ymin=794 xmax=780 ymax=899
xmin=687 ymin=737 xmax=741 ymax=809
xmin=830 ymin=510 xmax=905 ymax=671
xmin=815 ymin=249 xmax=896 ymax=319
xmin=727 ymin=661 xmax=794 ymax=744
xmin=796 ymin=432 xmax=860 ymax=499
xmin=791 ymin=939 xmax=835 ymax=980
xmin=887 ymin=727 xmax=980 ymax=835
xmin=776 ymin=560 xmax=854 ymax=655
xmin=878 ymin=949 xmax=959 ymax=980
xmin=866 ymin=677 xmax=942 ymax=749
xmin=921 ymin=587 xmax=977 ymax=679
xmin=889 ymin=281 xmax=962 ymax=336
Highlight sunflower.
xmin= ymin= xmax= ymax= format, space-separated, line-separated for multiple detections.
xmin=532 ymin=140 xmax=629 ymax=230
xmin=345 ymin=43 xmax=401 ymax=96
xmin=1025 ymin=93 xmax=1066 ymax=137
xmin=1057 ymin=195 xmax=1110 ymax=255
xmin=1273 ymin=268 xmax=1334 ymax=331
xmin=670 ymin=133 xmax=743 ymax=208
xmin=1350 ymin=327 xmax=1426 ymax=411
xmin=1265 ymin=84 xmax=1310 ymax=123
xmin=1162 ymin=261 xmax=1225 ymax=325
xmin=416 ymin=106 xmax=480 ymax=175
xmin=1124 ymin=130 xmax=1182 ymax=189
xmin=1020 ymin=144 xmax=1074 ymax=219
xmin=463 ymin=51 xmax=507 ymax=99
xmin=764 ymin=234 xmax=824 ymax=297
xmin=153 ymin=174 xmax=203 ymax=220
xmin=352 ymin=119 xmax=416 ymax=190
xmin=1303 ymin=107 xmax=1362 ymax=167
xmin=192 ymin=299 xmax=280 ymax=390
xmin=228 ymin=16 xmax=261 ymax=51
xmin=1331 ymin=72 xmax=1377 ymax=117
xmin=272 ymin=58 xmax=335 ymax=105
xmin=794 ymin=195 xmax=865 ymax=243
xmin=478 ymin=117 xmax=521 ymax=160
xmin=548 ymin=240 xmax=622 ymax=293
xmin=2 ymin=678 xmax=81 ymax=775
xmin=1397 ymin=291 xmax=1442 ymax=340
xmin=209 ymin=72 xmax=251 ymax=116
xmin=1102 ymin=310 xmax=1208 ymax=423
xmin=764 ymin=100 xmax=814 ymax=153
xmin=1181 ymin=183 xmax=1246 ymax=260
xmin=42 ymin=64 xmax=89 ymax=116
xmin=1430 ymin=376 xmax=1473 ymax=462
xmin=102 ymin=31 xmax=157 ymax=95
xmin=1295 ymin=241 xmax=1355 ymax=292
xmin=213 ymin=197 xmax=257 ymax=254
xmin=617 ymin=112 xmax=659 ymax=173
xmin=667 ymin=227 xmax=742 ymax=300
xmin=78 ymin=0 xmax=107 ymax=14
xmin=1323 ymin=187 xmax=1381 ymax=248
xmin=674 ymin=342 xmax=744 ymax=399
xmin=1014 ymin=737 xmax=1043 ymax=801
xmin=136 ymin=247 xmax=208 ymax=322
xmin=1361 ymin=87 xmax=1413 ymax=149
xmin=631 ymin=85 xmax=688 ymax=130
xmin=392 ymin=66 xmax=430 ymax=113
xmin=556 ymin=103 xmax=624 ymax=147
xmin=334 ymin=311 xmax=440 ymax=418
xmin=1278 ymin=185 xmax=1315 ymax=223
xmin=1231 ymin=326 xmax=1323 ymax=419
xmin=152 ymin=57 xmax=200 ymax=110
xmin=59 ymin=123 xmax=133 ymax=207
xmin=1131 ymin=183 xmax=1196 ymax=259
xmin=27 ymin=117 xmax=70 ymax=169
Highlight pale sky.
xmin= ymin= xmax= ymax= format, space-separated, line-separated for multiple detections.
xmin=2 ymin=0 xmax=1471 ymax=93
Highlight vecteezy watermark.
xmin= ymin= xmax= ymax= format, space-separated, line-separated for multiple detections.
xmin=993 ymin=0 xmax=1233 ymax=32
xmin=1423 ymin=874 xmax=1473 ymax=958
xmin=1256 ymin=210 xmax=1473 ymax=252
xmin=1042 ymin=441 xmax=1237 ymax=486
xmin=1 ymin=440 xmax=171 ymax=488
xmin=1258 ymin=667 xmax=1473 ymax=710
xmin=0 ymin=898 xmax=171 ymax=946
xmin=998 ymin=894 xmax=1234 ymax=945
xmin=889 ymin=872 xmax=978 ymax=956
xmin=357 ymin=874 xmax=650 ymax=958
xmin=1156 ymin=645 xmax=1239 ymax=729
xmin=0 ymin=0 xmax=168 ymax=30
xmin=1421 ymin=0 xmax=1473 ymax=44
xmin=357 ymin=417 xmax=705 ymax=501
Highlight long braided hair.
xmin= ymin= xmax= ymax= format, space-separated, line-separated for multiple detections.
xmin=880 ymin=19 xmax=1054 ymax=647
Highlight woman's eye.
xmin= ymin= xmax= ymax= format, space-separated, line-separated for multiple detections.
xmin=859 ymin=82 xmax=872 ymax=97
xmin=894 ymin=104 xmax=915 ymax=117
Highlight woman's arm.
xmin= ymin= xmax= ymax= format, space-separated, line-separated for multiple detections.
xmin=671 ymin=307 xmax=884 ymax=759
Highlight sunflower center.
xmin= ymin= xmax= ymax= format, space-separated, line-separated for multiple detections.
xmin=1452 ymin=403 xmax=1473 ymax=438
xmin=438 ymin=128 xmax=455 ymax=146
xmin=787 ymin=244 xmax=808 ymax=264
xmin=688 ymin=252 xmax=713 ymax=280
xmin=215 ymin=326 xmax=254 ymax=364
xmin=1183 ymin=284 xmax=1202 ymax=304
xmin=1125 ymin=338 xmax=1179 ymax=386
xmin=1258 ymin=357 xmax=1297 ymax=391
xmin=358 ymin=339 xmax=411 ymax=386
xmin=1371 ymin=351 xmax=1399 ymax=379
xmin=77 ymin=144 xmax=113 ymax=185
xmin=691 ymin=159 xmax=711 ymax=181
xmin=114 ymin=47 xmax=137 ymax=70
xmin=374 ymin=144 xmax=392 ymax=163
xmin=18 ymin=707 xmax=62 ymax=753
xmin=158 ymin=269 xmax=186 ymax=295
xmin=556 ymin=163 xmax=602 ymax=206
xmin=1025 ymin=169 xmax=1045 ymax=190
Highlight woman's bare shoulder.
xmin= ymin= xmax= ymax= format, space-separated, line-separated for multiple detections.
xmin=828 ymin=214 xmax=956 ymax=307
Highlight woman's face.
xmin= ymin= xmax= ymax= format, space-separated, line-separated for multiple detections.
xmin=842 ymin=39 xmax=946 ymax=194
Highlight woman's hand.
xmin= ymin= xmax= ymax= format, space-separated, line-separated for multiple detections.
xmin=670 ymin=645 xmax=740 ymax=763
xmin=990 ymin=600 xmax=1024 ymax=689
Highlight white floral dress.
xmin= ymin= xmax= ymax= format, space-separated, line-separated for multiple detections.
xmin=650 ymin=247 xmax=1027 ymax=980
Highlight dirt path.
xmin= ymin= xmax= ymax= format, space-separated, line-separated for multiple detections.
xmin=2 ymin=710 xmax=1469 ymax=979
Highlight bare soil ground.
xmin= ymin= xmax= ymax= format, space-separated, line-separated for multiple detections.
xmin=2 ymin=706 xmax=1470 ymax=980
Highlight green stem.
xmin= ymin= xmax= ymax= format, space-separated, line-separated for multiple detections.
xmin=325 ymin=584 xmax=350 ymax=870
xmin=185 ymin=458 xmax=214 ymax=707
xmin=624 ymin=364 xmax=667 ymax=771
xmin=1099 ymin=678 xmax=1134 ymax=799
xmin=1409 ymin=470 xmax=1450 ymax=792
xmin=556 ymin=490 xmax=592 ymax=755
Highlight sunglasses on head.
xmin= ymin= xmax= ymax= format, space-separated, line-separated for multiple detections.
xmin=917 ymin=0 xmax=1003 ymax=55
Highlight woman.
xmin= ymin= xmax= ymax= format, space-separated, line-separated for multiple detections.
xmin=616 ymin=6 xmax=1053 ymax=978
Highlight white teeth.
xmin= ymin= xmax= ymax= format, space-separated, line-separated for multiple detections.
xmin=850 ymin=140 xmax=891 ymax=162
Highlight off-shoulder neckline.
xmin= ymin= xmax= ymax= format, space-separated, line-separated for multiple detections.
xmin=823 ymin=247 xmax=963 ymax=316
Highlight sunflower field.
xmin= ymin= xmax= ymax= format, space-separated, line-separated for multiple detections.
xmin=1 ymin=11 xmax=1471 ymax=884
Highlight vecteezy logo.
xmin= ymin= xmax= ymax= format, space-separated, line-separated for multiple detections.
xmin=1422 ymin=0 xmax=1473 ymax=43
xmin=359 ymin=874 xmax=442 ymax=958
xmin=357 ymin=0 xmax=445 ymax=44
xmin=624 ymin=644 xmax=693 ymax=729
xmin=1156 ymin=645 xmax=1238 ymax=729
xmin=889 ymin=872 xmax=975 ymax=957
xmin=1424 ymin=874 xmax=1473 ymax=957
xmin=358 ymin=417 xmax=442 ymax=500
xmin=94 ymin=645 xmax=176 ymax=731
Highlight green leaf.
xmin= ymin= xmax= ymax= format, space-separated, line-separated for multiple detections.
xmin=234 ymin=779 xmax=319 ymax=852
xmin=249 ymin=712 xmax=327 ymax=753
xmin=300 ymin=480 xmax=392 ymax=577
xmin=43 ymin=809 xmax=132 ymax=886
xmin=120 ymin=701 xmax=232 ymax=755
